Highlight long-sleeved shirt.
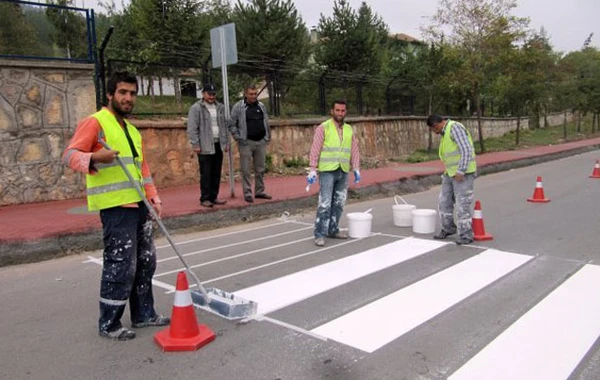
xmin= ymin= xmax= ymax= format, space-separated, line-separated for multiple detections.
xmin=308 ymin=120 xmax=360 ymax=172
xmin=62 ymin=108 xmax=160 ymax=206
xmin=442 ymin=120 xmax=475 ymax=175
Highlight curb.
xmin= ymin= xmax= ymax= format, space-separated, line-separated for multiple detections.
xmin=1 ymin=143 xmax=599 ymax=267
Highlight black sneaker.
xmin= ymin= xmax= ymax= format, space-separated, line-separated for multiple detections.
xmin=99 ymin=327 xmax=136 ymax=341
xmin=244 ymin=196 xmax=254 ymax=203
xmin=255 ymin=193 xmax=272 ymax=200
xmin=433 ymin=230 xmax=456 ymax=240
xmin=131 ymin=314 xmax=171 ymax=328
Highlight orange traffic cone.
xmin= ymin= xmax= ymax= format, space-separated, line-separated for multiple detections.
xmin=527 ymin=176 xmax=550 ymax=203
xmin=590 ymin=160 xmax=600 ymax=178
xmin=472 ymin=200 xmax=493 ymax=241
xmin=154 ymin=271 xmax=216 ymax=352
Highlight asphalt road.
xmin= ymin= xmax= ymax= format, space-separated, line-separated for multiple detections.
xmin=2 ymin=150 xmax=600 ymax=380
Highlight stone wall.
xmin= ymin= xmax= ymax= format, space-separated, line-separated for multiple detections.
xmin=0 ymin=60 xmax=96 ymax=206
xmin=0 ymin=59 xmax=574 ymax=206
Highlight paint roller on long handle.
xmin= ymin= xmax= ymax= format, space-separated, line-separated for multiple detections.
xmin=98 ymin=139 xmax=257 ymax=320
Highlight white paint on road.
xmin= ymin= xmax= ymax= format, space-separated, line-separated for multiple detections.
xmin=234 ymin=237 xmax=447 ymax=315
xmin=311 ymin=249 xmax=533 ymax=353
xmin=449 ymin=264 xmax=600 ymax=380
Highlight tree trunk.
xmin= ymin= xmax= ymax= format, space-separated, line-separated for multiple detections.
xmin=563 ymin=111 xmax=568 ymax=139
xmin=158 ymin=77 xmax=163 ymax=96
xmin=476 ymin=93 xmax=485 ymax=153
xmin=427 ymin=93 xmax=433 ymax=154
xmin=577 ymin=111 xmax=581 ymax=133
xmin=515 ymin=109 xmax=520 ymax=146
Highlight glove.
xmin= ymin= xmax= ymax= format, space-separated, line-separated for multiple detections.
xmin=307 ymin=170 xmax=317 ymax=185
xmin=353 ymin=170 xmax=361 ymax=184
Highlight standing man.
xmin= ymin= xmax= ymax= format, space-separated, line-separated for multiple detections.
xmin=307 ymin=100 xmax=361 ymax=247
xmin=426 ymin=114 xmax=477 ymax=245
xmin=228 ymin=84 xmax=272 ymax=203
xmin=187 ymin=83 xmax=229 ymax=208
xmin=62 ymin=72 xmax=169 ymax=341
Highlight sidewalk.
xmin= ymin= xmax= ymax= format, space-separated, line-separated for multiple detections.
xmin=2 ymin=138 xmax=600 ymax=266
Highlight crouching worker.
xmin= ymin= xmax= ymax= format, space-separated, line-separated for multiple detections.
xmin=62 ymin=72 xmax=170 ymax=340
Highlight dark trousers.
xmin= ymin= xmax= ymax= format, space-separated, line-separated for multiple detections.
xmin=197 ymin=142 xmax=223 ymax=202
xmin=98 ymin=204 xmax=157 ymax=333
xmin=239 ymin=139 xmax=266 ymax=197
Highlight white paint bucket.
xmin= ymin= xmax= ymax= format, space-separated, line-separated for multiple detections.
xmin=392 ymin=195 xmax=416 ymax=227
xmin=412 ymin=209 xmax=437 ymax=234
xmin=347 ymin=209 xmax=373 ymax=238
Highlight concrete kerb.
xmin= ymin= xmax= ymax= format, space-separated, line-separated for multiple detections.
xmin=1 ymin=143 xmax=598 ymax=267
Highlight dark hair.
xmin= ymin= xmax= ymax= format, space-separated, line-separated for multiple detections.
xmin=426 ymin=114 xmax=444 ymax=127
xmin=106 ymin=71 xmax=138 ymax=96
xmin=245 ymin=84 xmax=258 ymax=92
xmin=331 ymin=99 xmax=347 ymax=109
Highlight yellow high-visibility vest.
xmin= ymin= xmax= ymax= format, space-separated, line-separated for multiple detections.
xmin=439 ymin=120 xmax=477 ymax=177
xmin=86 ymin=108 xmax=145 ymax=211
xmin=318 ymin=119 xmax=353 ymax=173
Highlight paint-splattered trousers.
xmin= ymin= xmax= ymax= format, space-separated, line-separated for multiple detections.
xmin=98 ymin=203 xmax=158 ymax=333
xmin=314 ymin=168 xmax=348 ymax=238
xmin=438 ymin=173 xmax=476 ymax=240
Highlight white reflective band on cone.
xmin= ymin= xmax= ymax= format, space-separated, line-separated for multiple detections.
xmin=536 ymin=182 xmax=543 ymax=188
xmin=174 ymin=290 xmax=193 ymax=307
xmin=473 ymin=210 xmax=483 ymax=218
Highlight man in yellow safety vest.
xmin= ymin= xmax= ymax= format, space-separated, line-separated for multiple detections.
xmin=426 ymin=114 xmax=477 ymax=245
xmin=63 ymin=72 xmax=170 ymax=341
xmin=307 ymin=100 xmax=361 ymax=247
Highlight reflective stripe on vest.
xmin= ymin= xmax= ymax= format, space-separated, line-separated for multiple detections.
xmin=86 ymin=108 xmax=145 ymax=211
xmin=318 ymin=119 xmax=353 ymax=173
xmin=439 ymin=120 xmax=477 ymax=177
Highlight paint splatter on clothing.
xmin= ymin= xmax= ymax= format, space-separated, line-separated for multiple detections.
xmin=438 ymin=173 xmax=476 ymax=240
xmin=314 ymin=169 xmax=349 ymax=238
xmin=98 ymin=203 xmax=158 ymax=333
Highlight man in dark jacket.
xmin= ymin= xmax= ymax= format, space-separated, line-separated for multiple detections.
xmin=187 ymin=84 xmax=230 ymax=207
xmin=228 ymin=84 xmax=272 ymax=203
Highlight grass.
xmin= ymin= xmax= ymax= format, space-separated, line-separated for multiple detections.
xmin=404 ymin=117 xmax=600 ymax=163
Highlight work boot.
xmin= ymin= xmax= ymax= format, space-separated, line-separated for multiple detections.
xmin=314 ymin=237 xmax=325 ymax=247
xmin=99 ymin=327 xmax=136 ymax=341
xmin=255 ymin=193 xmax=272 ymax=200
xmin=455 ymin=237 xmax=474 ymax=245
xmin=433 ymin=230 xmax=455 ymax=240
xmin=244 ymin=196 xmax=254 ymax=203
xmin=131 ymin=314 xmax=171 ymax=328
xmin=329 ymin=231 xmax=348 ymax=239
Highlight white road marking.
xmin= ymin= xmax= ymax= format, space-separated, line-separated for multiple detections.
xmin=312 ymin=249 xmax=533 ymax=353
xmin=449 ymin=264 xmax=600 ymax=380
xmin=235 ymin=237 xmax=447 ymax=315
xmin=156 ymin=226 xmax=312 ymax=263
xmin=84 ymin=256 xmax=175 ymax=292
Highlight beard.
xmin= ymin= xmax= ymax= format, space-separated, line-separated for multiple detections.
xmin=333 ymin=115 xmax=345 ymax=124
xmin=111 ymin=98 xmax=133 ymax=116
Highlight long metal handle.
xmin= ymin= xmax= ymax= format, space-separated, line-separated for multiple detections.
xmin=97 ymin=139 xmax=210 ymax=300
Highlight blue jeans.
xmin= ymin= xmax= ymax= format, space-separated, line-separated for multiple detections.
xmin=314 ymin=169 xmax=348 ymax=238
xmin=438 ymin=173 xmax=476 ymax=240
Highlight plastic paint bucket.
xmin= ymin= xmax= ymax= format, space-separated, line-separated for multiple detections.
xmin=392 ymin=195 xmax=416 ymax=227
xmin=347 ymin=210 xmax=373 ymax=238
xmin=412 ymin=209 xmax=437 ymax=234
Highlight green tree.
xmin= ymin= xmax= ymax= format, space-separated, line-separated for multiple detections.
xmin=0 ymin=2 xmax=40 ymax=55
xmin=425 ymin=0 xmax=529 ymax=152
xmin=315 ymin=0 xmax=388 ymax=75
xmin=46 ymin=0 xmax=88 ymax=59
xmin=231 ymin=0 xmax=310 ymax=114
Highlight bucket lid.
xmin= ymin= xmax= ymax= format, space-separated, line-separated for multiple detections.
xmin=347 ymin=212 xmax=373 ymax=221
xmin=393 ymin=204 xmax=416 ymax=210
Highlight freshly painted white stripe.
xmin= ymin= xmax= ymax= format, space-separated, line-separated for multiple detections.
xmin=156 ymin=236 xmax=314 ymax=278
xmin=234 ymin=237 xmax=447 ymax=315
xmin=157 ymin=226 xmax=312 ymax=263
xmin=312 ymin=249 xmax=532 ymax=353
xmin=173 ymin=290 xmax=193 ymax=307
xmin=449 ymin=264 xmax=600 ymax=380
xmin=155 ymin=220 xmax=291 ymax=249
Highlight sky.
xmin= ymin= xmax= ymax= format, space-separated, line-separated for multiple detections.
xmin=78 ymin=0 xmax=600 ymax=54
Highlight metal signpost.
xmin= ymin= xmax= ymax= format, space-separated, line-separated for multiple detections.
xmin=210 ymin=23 xmax=238 ymax=197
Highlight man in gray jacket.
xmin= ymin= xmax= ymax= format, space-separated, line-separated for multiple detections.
xmin=187 ymin=84 xmax=230 ymax=207
xmin=228 ymin=84 xmax=272 ymax=203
